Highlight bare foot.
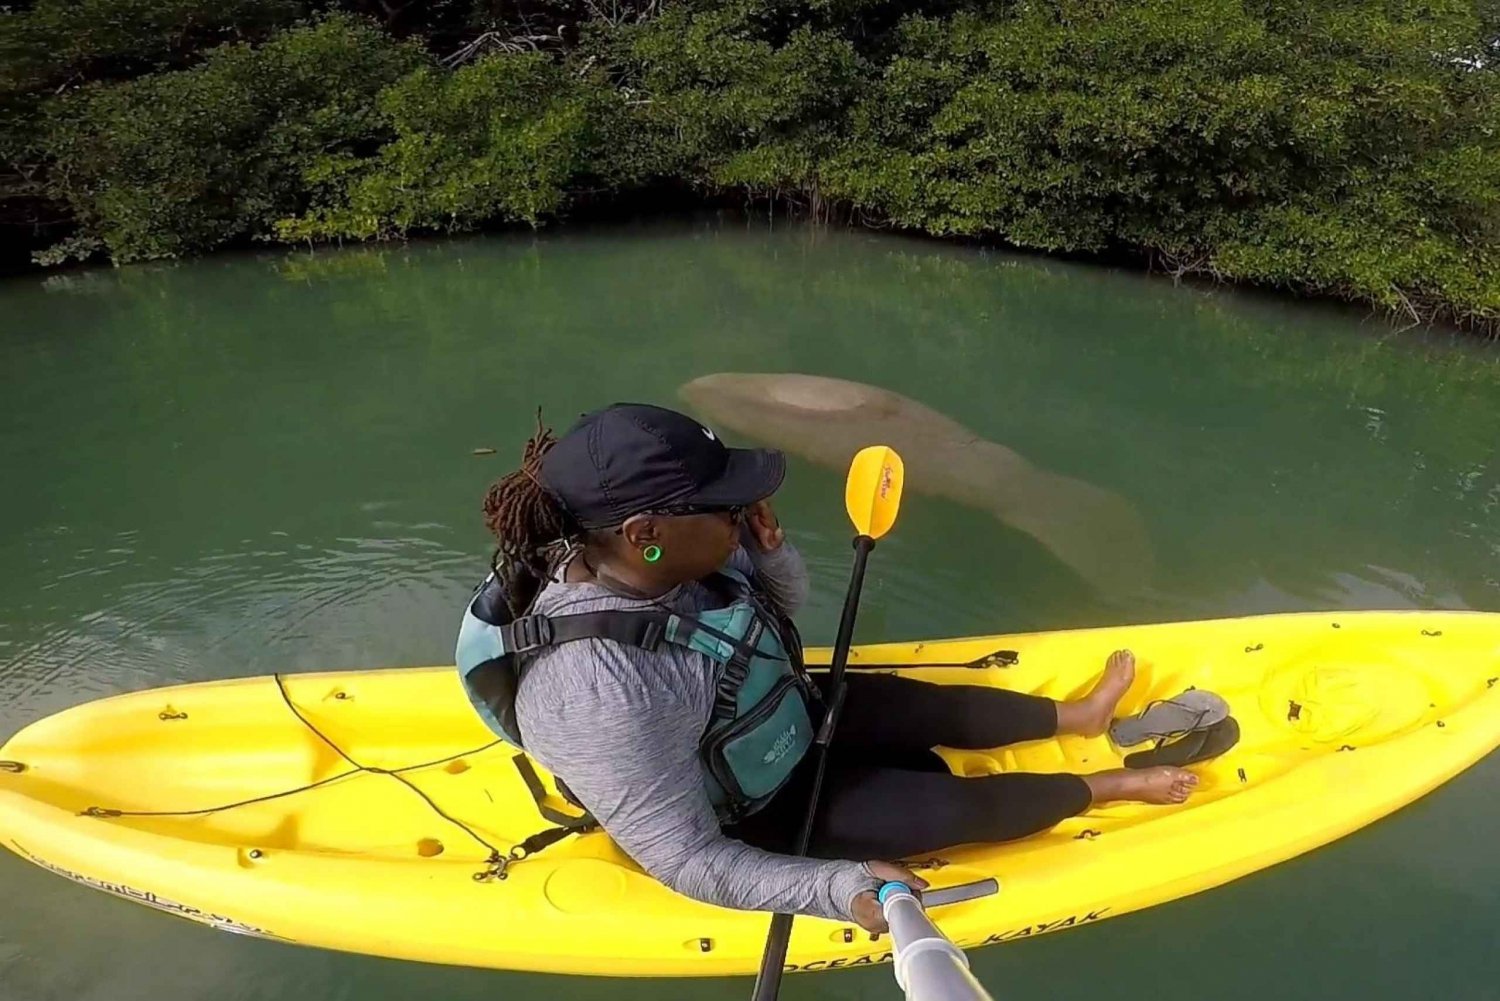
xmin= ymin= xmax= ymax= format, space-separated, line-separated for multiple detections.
xmin=1056 ymin=649 xmax=1136 ymax=737
xmin=1084 ymin=766 xmax=1199 ymax=806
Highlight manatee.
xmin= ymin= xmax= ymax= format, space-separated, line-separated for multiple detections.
xmin=678 ymin=373 xmax=1154 ymax=591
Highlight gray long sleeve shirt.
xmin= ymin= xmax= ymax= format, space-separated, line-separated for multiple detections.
xmin=512 ymin=539 xmax=877 ymax=921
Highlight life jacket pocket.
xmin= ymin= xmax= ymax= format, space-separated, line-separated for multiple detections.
xmin=701 ymin=676 xmax=814 ymax=809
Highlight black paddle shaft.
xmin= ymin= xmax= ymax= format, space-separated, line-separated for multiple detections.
xmin=749 ymin=535 xmax=874 ymax=1001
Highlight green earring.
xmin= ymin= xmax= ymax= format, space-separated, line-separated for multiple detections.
xmin=642 ymin=545 xmax=663 ymax=564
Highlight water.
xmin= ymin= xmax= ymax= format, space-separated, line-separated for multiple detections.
xmin=2 ymin=217 xmax=1499 ymax=1000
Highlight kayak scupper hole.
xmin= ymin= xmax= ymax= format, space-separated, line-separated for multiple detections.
xmin=237 ymin=848 xmax=267 ymax=868
xmin=445 ymin=759 xmax=470 ymax=775
xmin=417 ymin=839 xmax=445 ymax=858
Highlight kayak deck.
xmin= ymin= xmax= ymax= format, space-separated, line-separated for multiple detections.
xmin=2 ymin=609 xmax=1497 ymax=975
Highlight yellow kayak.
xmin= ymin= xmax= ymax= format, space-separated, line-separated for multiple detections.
xmin=2 ymin=609 xmax=1497 ymax=977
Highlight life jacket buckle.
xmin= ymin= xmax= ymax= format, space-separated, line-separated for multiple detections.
xmin=507 ymin=615 xmax=555 ymax=654
xmin=639 ymin=618 xmax=664 ymax=652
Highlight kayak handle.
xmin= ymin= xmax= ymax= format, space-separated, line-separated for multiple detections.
xmin=921 ymin=877 xmax=1001 ymax=909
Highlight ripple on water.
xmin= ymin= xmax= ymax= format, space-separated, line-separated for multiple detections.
xmin=0 ymin=531 xmax=478 ymax=735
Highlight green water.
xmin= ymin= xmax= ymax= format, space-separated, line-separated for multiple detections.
xmin=3 ymin=217 xmax=1499 ymax=1000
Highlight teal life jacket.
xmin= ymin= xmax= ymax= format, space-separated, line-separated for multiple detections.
xmin=454 ymin=564 xmax=818 ymax=824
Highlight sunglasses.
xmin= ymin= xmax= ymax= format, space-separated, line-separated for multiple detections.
xmin=610 ymin=504 xmax=747 ymax=536
xmin=648 ymin=503 xmax=747 ymax=525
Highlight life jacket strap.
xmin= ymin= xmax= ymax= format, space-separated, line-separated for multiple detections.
xmin=512 ymin=752 xmax=597 ymax=830
xmin=501 ymin=610 xmax=669 ymax=656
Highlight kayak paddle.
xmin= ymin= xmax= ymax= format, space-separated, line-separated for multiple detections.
xmin=749 ymin=444 xmax=906 ymax=1001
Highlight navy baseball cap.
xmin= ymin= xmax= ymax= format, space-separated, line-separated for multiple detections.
xmin=539 ymin=403 xmax=786 ymax=530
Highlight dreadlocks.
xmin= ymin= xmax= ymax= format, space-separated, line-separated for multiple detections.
xmin=481 ymin=411 xmax=575 ymax=611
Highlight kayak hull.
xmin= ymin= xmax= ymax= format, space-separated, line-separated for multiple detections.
xmin=2 ymin=609 xmax=1498 ymax=976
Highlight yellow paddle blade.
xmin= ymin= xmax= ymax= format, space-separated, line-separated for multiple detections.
xmin=844 ymin=445 xmax=905 ymax=539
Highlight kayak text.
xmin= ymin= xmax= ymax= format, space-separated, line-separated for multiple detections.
xmin=779 ymin=908 xmax=1109 ymax=971
xmin=11 ymin=840 xmax=287 ymax=941
xmin=978 ymin=908 xmax=1110 ymax=944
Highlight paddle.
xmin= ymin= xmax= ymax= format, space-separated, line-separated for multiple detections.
xmin=749 ymin=444 xmax=906 ymax=1001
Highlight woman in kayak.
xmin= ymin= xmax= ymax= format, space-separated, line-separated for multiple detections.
xmin=457 ymin=403 xmax=1196 ymax=933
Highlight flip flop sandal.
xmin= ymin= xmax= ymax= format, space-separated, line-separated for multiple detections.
xmin=1108 ymin=688 xmax=1230 ymax=748
xmin=1124 ymin=716 xmax=1240 ymax=769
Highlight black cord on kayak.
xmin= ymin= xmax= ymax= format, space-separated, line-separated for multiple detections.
xmin=267 ymin=673 xmax=512 ymax=862
xmin=79 ymin=770 xmax=358 ymax=818
xmin=842 ymin=647 xmax=1020 ymax=671
xmin=79 ymin=674 xmax=515 ymax=875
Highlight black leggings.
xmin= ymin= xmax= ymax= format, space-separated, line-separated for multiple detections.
xmin=725 ymin=674 xmax=1092 ymax=860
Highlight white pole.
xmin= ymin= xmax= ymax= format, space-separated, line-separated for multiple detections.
xmin=879 ymin=882 xmax=997 ymax=1001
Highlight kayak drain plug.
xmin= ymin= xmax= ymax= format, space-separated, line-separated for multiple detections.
xmin=699 ymin=938 xmax=712 ymax=953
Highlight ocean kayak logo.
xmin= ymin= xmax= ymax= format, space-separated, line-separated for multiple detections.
xmin=762 ymin=724 xmax=799 ymax=765
xmin=780 ymin=908 xmax=1111 ymax=971
xmin=12 ymin=840 xmax=288 ymax=942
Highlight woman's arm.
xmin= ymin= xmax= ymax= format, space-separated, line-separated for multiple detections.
xmin=519 ymin=645 xmax=873 ymax=920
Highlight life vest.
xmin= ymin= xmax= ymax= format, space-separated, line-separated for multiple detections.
xmin=454 ymin=565 xmax=817 ymax=824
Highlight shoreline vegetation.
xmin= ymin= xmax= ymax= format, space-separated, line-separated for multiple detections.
xmin=2 ymin=1 xmax=1496 ymax=335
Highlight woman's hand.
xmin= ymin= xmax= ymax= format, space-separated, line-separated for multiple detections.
xmin=745 ymin=499 xmax=785 ymax=552
xmin=849 ymin=861 xmax=928 ymax=933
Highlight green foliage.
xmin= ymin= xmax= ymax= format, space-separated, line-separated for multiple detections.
xmin=627 ymin=7 xmax=865 ymax=193
xmin=0 ymin=0 xmax=306 ymax=96
xmin=0 ymin=0 xmax=307 ymax=258
xmin=278 ymin=54 xmax=626 ymax=241
xmin=8 ymin=0 xmax=1497 ymax=330
xmin=39 ymin=14 xmax=424 ymax=261
xmin=817 ymin=0 xmax=1497 ymax=327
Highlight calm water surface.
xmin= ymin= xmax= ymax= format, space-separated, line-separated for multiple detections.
xmin=2 ymin=219 xmax=1498 ymax=1000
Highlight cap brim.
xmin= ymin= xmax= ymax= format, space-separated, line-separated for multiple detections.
xmin=688 ymin=447 xmax=786 ymax=508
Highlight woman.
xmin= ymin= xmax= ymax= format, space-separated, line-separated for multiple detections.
xmin=456 ymin=402 xmax=1196 ymax=933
